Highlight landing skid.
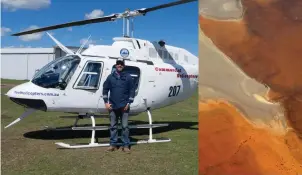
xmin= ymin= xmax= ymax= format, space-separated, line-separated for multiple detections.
xmin=55 ymin=110 xmax=171 ymax=149
xmin=55 ymin=138 xmax=171 ymax=149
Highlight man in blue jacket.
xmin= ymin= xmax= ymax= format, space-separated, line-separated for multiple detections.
xmin=103 ymin=58 xmax=135 ymax=153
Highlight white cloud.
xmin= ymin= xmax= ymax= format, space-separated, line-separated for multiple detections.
xmin=19 ymin=25 xmax=44 ymax=42
xmin=2 ymin=0 xmax=50 ymax=11
xmin=67 ymin=27 xmax=72 ymax=32
xmin=85 ymin=9 xmax=104 ymax=19
xmin=80 ymin=38 xmax=97 ymax=45
xmin=1 ymin=27 xmax=12 ymax=36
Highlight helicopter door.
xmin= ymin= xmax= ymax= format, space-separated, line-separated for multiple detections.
xmin=55 ymin=61 xmax=103 ymax=113
xmin=142 ymin=67 xmax=157 ymax=108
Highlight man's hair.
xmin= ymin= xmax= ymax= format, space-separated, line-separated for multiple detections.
xmin=116 ymin=58 xmax=125 ymax=66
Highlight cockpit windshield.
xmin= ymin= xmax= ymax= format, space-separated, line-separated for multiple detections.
xmin=32 ymin=55 xmax=81 ymax=89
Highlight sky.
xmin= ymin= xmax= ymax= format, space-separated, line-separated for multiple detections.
xmin=1 ymin=0 xmax=198 ymax=56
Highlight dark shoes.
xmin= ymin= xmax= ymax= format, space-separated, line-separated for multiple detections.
xmin=122 ymin=147 xmax=131 ymax=153
xmin=106 ymin=146 xmax=130 ymax=153
xmin=106 ymin=146 xmax=117 ymax=152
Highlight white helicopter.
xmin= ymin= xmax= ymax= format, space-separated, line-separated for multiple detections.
xmin=4 ymin=0 xmax=198 ymax=149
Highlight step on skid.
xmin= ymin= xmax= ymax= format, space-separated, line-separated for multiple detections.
xmin=54 ymin=110 xmax=171 ymax=149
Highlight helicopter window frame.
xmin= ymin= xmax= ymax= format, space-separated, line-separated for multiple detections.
xmin=111 ymin=65 xmax=141 ymax=97
xmin=73 ymin=60 xmax=104 ymax=90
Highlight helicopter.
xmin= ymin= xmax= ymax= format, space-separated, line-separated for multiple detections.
xmin=3 ymin=0 xmax=198 ymax=149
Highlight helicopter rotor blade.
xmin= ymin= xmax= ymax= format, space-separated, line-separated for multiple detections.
xmin=11 ymin=14 xmax=117 ymax=36
xmin=137 ymin=0 xmax=197 ymax=14
xmin=11 ymin=0 xmax=196 ymax=36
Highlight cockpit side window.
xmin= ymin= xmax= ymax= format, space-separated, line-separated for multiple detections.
xmin=74 ymin=61 xmax=103 ymax=90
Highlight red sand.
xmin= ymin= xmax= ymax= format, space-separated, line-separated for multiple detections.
xmin=198 ymin=101 xmax=302 ymax=175
xmin=199 ymin=0 xmax=302 ymax=174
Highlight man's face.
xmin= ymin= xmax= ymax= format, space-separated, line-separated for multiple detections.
xmin=116 ymin=61 xmax=124 ymax=72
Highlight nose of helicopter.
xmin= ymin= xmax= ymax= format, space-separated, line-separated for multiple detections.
xmin=6 ymin=82 xmax=35 ymax=98
xmin=5 ymin=82 xmax=52 ymax=111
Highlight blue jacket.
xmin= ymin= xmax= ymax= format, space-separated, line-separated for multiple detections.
xmin=102 ymin=70 xmax=135 ymax=109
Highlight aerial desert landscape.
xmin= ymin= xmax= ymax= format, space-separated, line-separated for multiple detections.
xmin=198 ymin=0 xmax=302 ymax=174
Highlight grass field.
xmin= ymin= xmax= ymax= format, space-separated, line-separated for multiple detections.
xmin=1 ymin=79 xmax=198 ymax=175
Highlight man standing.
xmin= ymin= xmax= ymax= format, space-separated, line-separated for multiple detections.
xmin=102 ymin=58 xmax=135 ymax=153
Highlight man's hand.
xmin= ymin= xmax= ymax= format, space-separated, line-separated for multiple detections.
xmin=105 ymin=103 xmax=112 ymax=110
xmin=124 ymin=104 xmax=129 ymax=111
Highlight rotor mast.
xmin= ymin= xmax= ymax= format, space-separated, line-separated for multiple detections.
xmin=122 ymin=16 xmax=132 ymax=37
xmin=121 ymin=8 xmax=138 ymax=38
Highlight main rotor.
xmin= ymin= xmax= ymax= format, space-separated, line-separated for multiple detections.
xmin=120 ymin=8 xmax=140 ymax=37
xmin=11 ymin=0 xmax=196 ymax=38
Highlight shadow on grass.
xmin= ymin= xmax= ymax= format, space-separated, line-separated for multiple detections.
xmin=23 ymin=121 xmax=198 ymax=141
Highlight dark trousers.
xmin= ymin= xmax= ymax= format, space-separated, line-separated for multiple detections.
xmin=109 ymin=107 xmax=130 ymax=147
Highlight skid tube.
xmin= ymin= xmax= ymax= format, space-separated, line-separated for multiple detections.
xmin=55 ymin=110 xmax=171 ymax=149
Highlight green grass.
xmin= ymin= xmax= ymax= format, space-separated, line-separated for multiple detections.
xmin=1 ymin=78 xmax=29 ymax=85
xmin=1 ymin=79 xmax=198 ymax=175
